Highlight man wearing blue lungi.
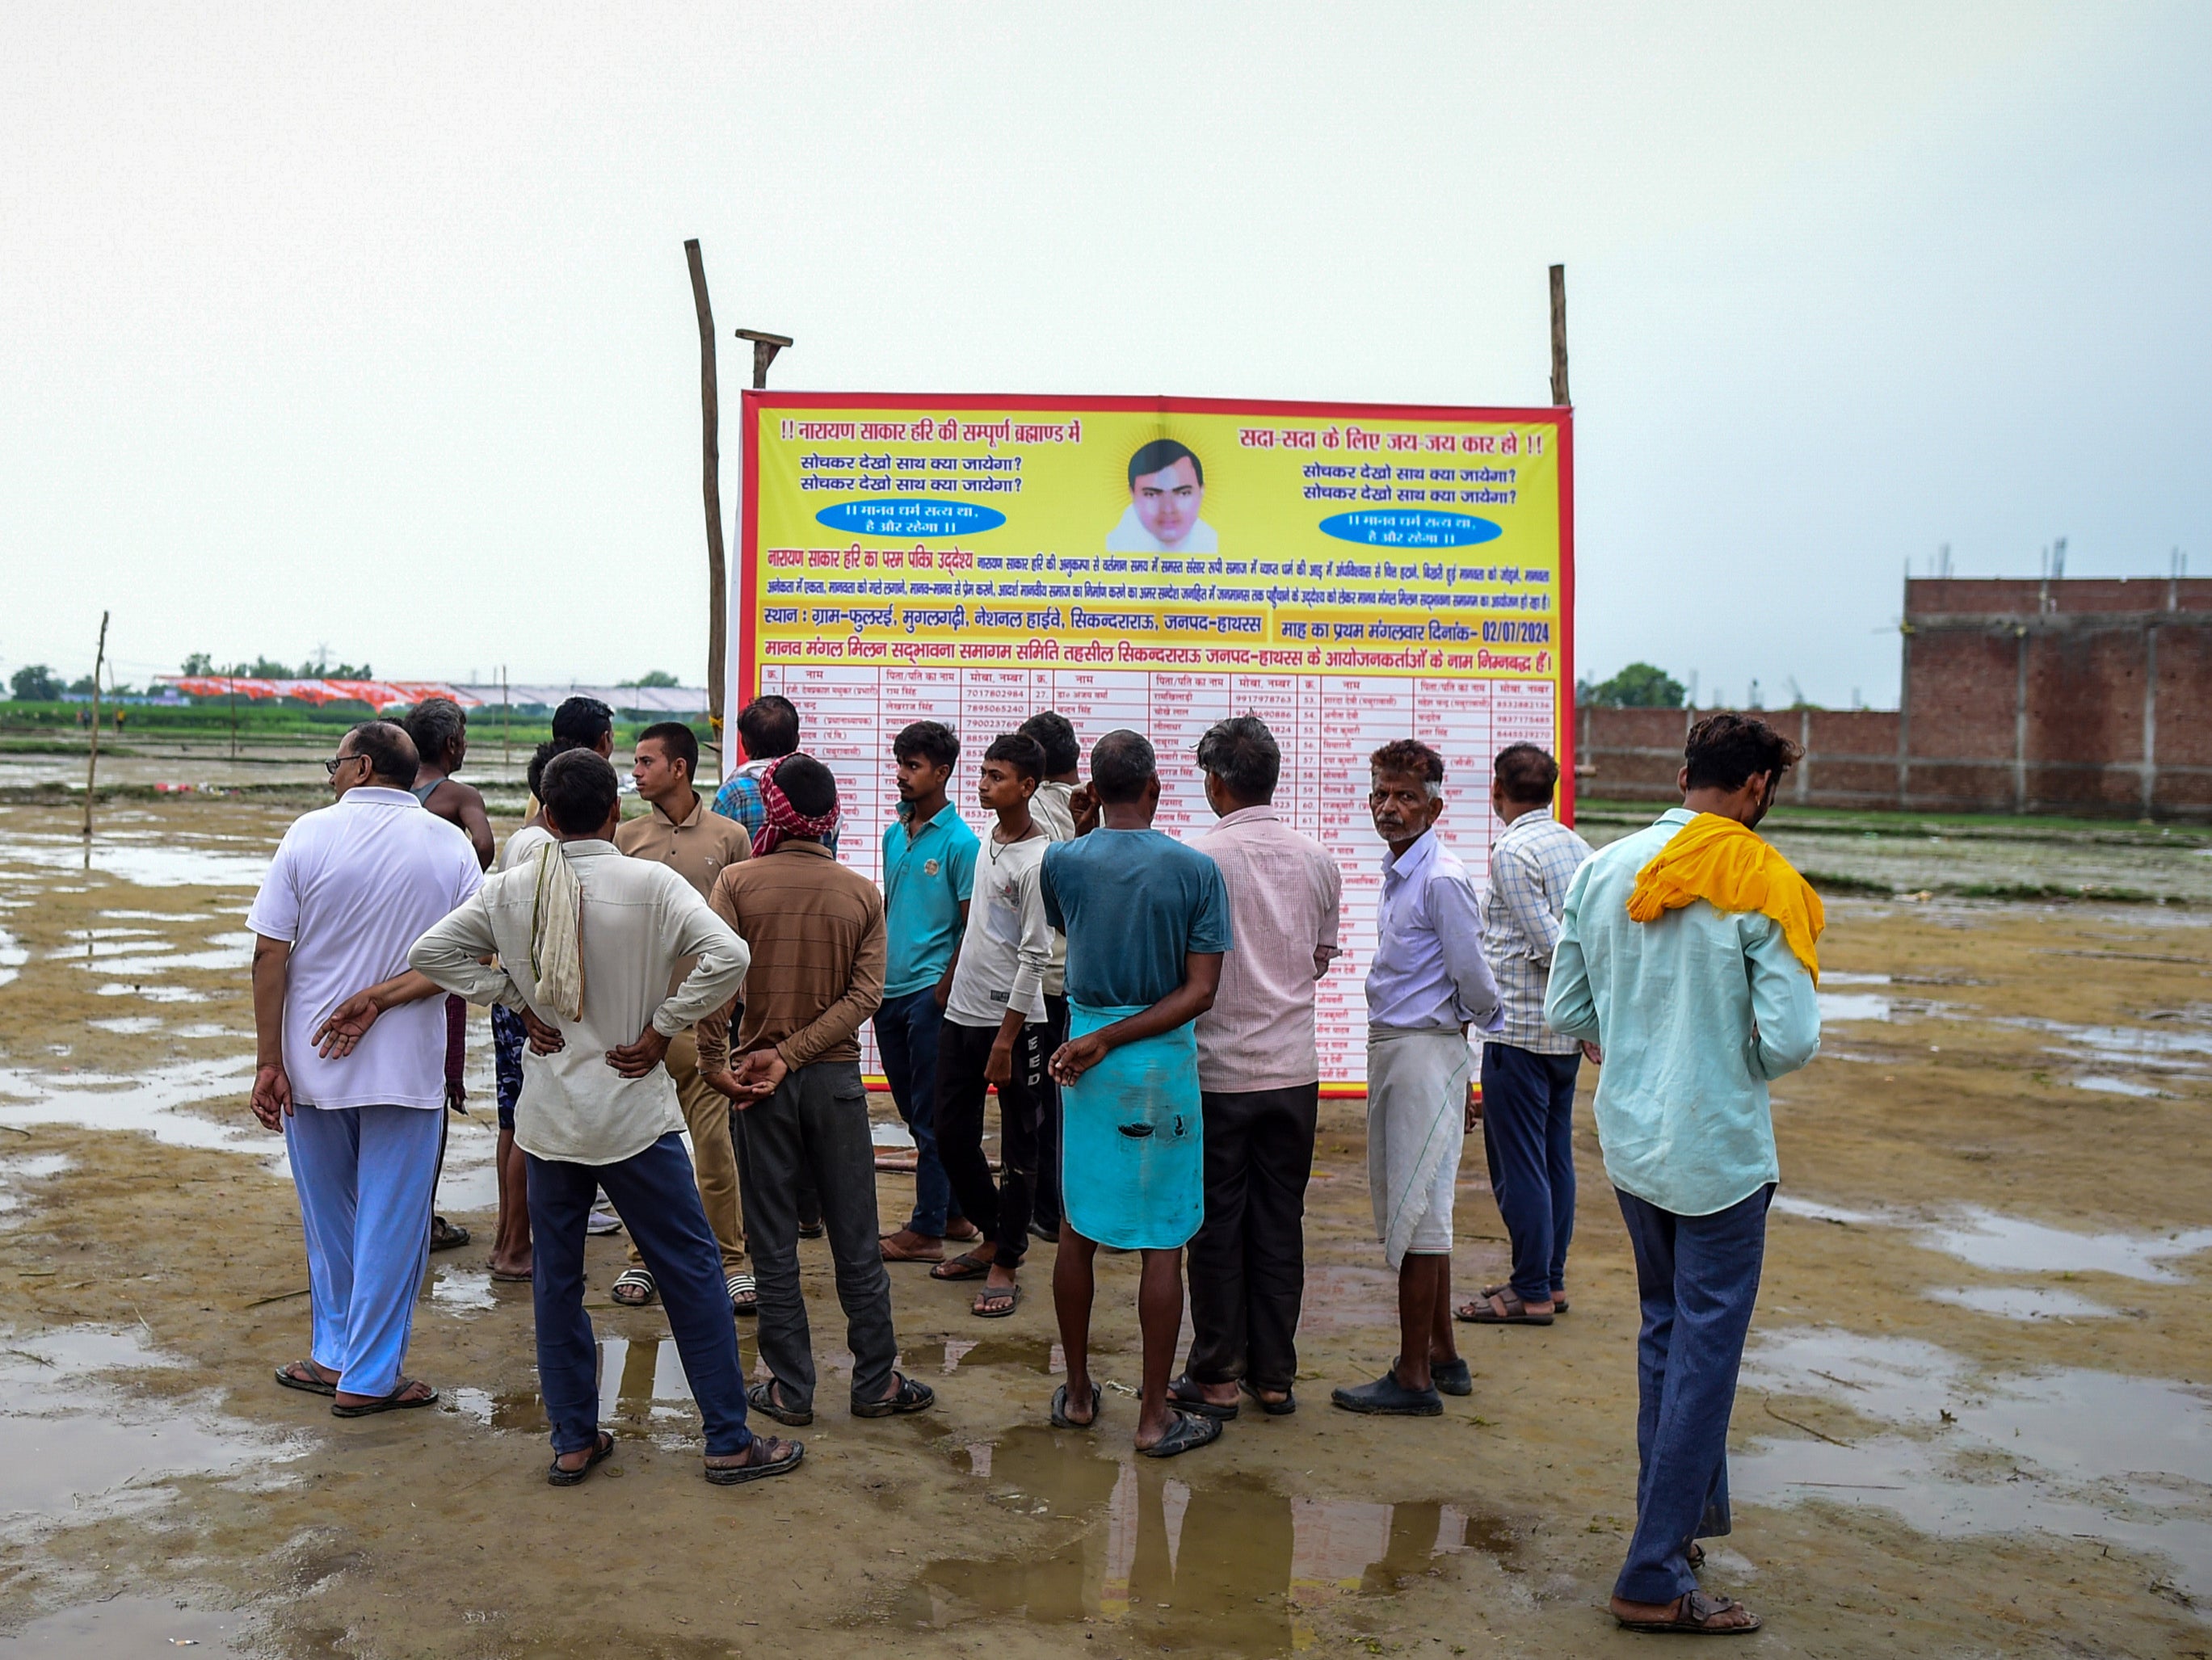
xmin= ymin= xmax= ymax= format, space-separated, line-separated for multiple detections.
xmin=1041 ymin=729 xmax=1232 ymax=1459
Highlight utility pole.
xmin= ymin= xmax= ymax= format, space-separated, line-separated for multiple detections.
xmin=1549 ymin=264 xmax=1570 ymax=406
xmin=82 ymin=611 xmax=108 ymax=842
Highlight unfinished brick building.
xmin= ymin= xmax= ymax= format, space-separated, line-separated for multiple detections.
xmin=1577 ymin=576 xmax=2212 ymax=820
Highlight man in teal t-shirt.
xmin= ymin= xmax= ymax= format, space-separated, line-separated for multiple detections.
xmin=875 ymin=720 xmax=981 ymax=1261
xmin=1041 ymin=729 xmax=1232 ymax=1461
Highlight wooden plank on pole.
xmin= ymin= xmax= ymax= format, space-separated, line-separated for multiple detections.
xmin=685 ymin=239 xmax=727 ymax=751
xmin=82 ymin=611 xmax=109 ymax=841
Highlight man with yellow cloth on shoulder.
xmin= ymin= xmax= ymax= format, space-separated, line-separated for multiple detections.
xmin=1545 ymin=712 xmax=1822 ymax=1640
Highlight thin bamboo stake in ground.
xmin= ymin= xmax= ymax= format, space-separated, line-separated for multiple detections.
xmin=684 ymin=238 xmax=727 ymax=755
xmin=81 ymin=609 xmax=109 ymax=843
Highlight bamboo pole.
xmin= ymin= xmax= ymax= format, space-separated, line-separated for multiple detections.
xmin=82 ymin=611 xmax=109 ymax=841
xmin=500 ymin=665 xmax=511 ymax=777
xmin=684 ymin=239 xmax=727 ymax=756
xmin=1549 ymin=264 xmax=1571 ymax=406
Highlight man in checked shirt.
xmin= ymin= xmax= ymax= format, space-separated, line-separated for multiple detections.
xmin=1457 ymin=744 xmax=1594 ymax=1326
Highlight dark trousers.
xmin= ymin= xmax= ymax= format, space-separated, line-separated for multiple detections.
xmin=1480 ymin=1043 xmax=1582 ymax=1302
xmin=874 ymin=988 xmax=959 ymax=1235
xmin=1612 ymin=1183 xmax=1773 ymax=1605
xmin=490 ymin=1004 xmax=526 ymax=1130
xmin=1184 ymin=1082 xmax=1319 ymax=1394
xmin=1029 ymin=994 xmax=1069 ymax=1233
xmin=730 ymin=1058 xmax=898 ymax=1410
xmin=526 ymin=1133 xmax=752 ymax=1458
xmin=935 ymin=1017 xmax=1046 ymax=1268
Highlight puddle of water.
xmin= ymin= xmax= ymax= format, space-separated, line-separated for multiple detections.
xmin=1817 ymin=992 xmax=1892 ymax=1023
xmin=0 ymin=1326 xmax=301 ymax=1536
xmin=1928 ymin=1207 xmax=2212 ymax=1282
xmin=1922 ymin=1284 xmax=2118 ymax=1321
xmin=1739 ymin=1326 xmax=2212 ymax=1603
xmin=903 ymin=1336 xmax=1063 ymax=1376
xmin=3 ymin=1595 xmax=246 ymax=1654
xmin=1777 ymin=1194 xmax=2212 ymax=1283
xmin=436 ymin=1120 xmax=502 ymax=1212
xmin=79 ymin=944 xmax=251 ymax=976
xmin=85 ymin=1015 xmax=166 ymax=1035
xmin=1823 ymin=972 xmax=1892 ymax=985
xmin=872 ymin=1120 xmax=919 ymax=1149
xmin=95 ymin=982 xmax=212 ymax=1003
xmin=0 ymin=926 xmax=23 ymax=989
xmin=0 ymin=834 xmax=273 ymax=889
xmin=888 ymin=1428 xmax=1510 ymax=1649
xmin=0 ymin=1153 xmax=74 ymax=1217
xmin=449 ymin=1336 xmax=763 ymax=1438
xmin=429 ymin=1264 xmax=498 ymax=1312
xmin=0 ymin=1058 xmax=266 ymax=1155
xmin=99 ymin=909 xmax=217 ymax=923
xmin=2074 ymin=1074 xmax=2165 ymax=1098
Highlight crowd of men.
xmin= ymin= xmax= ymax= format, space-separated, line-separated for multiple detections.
xmin=247 ymin=690 xmax=1820 ymax=1634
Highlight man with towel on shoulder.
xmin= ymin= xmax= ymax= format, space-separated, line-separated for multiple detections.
xmin=1334 ymin=739 xmax=1502 ymax=1418
xmin=1041 ymin=729 xmax=1232 ymax=1459
xmin=1545 ymin=712 xmax=1820 ymax=1637
xmin=366 ymin=750 xmax=800 ymax=1489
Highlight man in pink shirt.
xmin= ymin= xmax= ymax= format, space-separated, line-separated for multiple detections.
xmin=1171 ymin=716 xmax=1344 ymax=1418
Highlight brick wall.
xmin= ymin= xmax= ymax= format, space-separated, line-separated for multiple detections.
xmin=1577 ymin=577 xmax=2212 ymax=821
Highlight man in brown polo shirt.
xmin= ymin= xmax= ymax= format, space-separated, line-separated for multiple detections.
xmin=612 ymin=720 xmax=755 ymax=1313
xmin=696 ymin=753 xmax=931 ymax=1427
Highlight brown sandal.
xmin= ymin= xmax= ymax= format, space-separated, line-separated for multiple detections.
xmin=1614 ymin=1591 xmax=1760 ymax=1635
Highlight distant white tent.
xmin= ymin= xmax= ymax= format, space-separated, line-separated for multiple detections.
xmin=451 ymin=684 xmax=711 ymax=715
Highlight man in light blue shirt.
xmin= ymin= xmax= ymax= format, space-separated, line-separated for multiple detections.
xmin=1334 ymin=740 xmax=1502 ymax=1420
xmin=874 ymin=720 xmax=981 ymax=1262
xmin=1545 ymin=713 xmax=1820 ymax=1637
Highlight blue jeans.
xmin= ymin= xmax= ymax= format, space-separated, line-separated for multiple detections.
xmin=1612 ymin=1182 xmax=1773 ymax=1605
xmin=526 ymin=1133 xmax=754 ymax=1458
xmin=873 ymin=988 xmax=961 ymax=1236
xmin=1480 ymin=1043 xmax=1580 ymax=1304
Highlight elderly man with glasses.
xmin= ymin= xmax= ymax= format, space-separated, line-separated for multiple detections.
xmin=249 ymin=721 xmax=484 ymax=1416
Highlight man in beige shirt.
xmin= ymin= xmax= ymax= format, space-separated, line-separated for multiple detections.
xmin=696 ymin=753 xmax=932 ymax=1428
xmin=403 ymin=750 xmax=800 ymax=1488
xmin=612 ymin=720 xmax=755 ymax=1312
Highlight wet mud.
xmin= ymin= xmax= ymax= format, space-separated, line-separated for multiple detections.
xmin=1 ymin=799 xmax=2210 ymax=1655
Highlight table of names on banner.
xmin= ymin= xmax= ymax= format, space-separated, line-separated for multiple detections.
xmin=757 ymin=662 xmax=1556 ymax=1085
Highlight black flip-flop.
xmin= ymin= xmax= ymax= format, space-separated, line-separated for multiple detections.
xmin=852 ymin=1372 xmax=935 ymax=1418
xmin=930 ymin=1251 xmax=995 ymax=1281
xmin=429 ymin=1216 xmax=470 ymax=1252
xmin=1614 ymin=1590 xmax=1760 ymax=1635
xmin=274 ymin=1360 xmax=336 ymax=1397
xmin=704 ymin=1434 xmax=805 ymax=1486
xmin=1239 ymin=1379 xmax=1297 ymax=1416
xmin=1049 ymin=1383 xmax=1103 ymax=1429
xmin=330 ymin=1379 xmax=439 ymax=1418
xmin=1137 ymin=1409 xmax=1222 ymax=1460
xmin=749 ymin=1377 xmax=814 ymax=1427
xmin=547 ymin=1430 xmax=614 ymax=1487
xmin=971 ymin=1283 xmax=1021 ymax=1319
xmin=1167 ymin=1375 xmax=1238 ymax=1420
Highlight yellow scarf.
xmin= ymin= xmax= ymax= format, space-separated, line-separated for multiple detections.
xmin=1625 ymin=813 xmax=1824 ymax=983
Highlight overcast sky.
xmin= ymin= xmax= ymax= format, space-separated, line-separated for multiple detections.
xmin=4 ymin=2 xmax=2206 ymax=707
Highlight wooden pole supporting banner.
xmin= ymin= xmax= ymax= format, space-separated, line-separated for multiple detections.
xmin=684 ymin=239 xmax=728 ymax=754
xmin=1549 ymin=264 xmax=1571 ymax=406
xmin=82 ymin=611 xmax=109 ymax=841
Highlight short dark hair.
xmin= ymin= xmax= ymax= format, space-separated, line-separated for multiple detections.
xmin=1369 ymin=738 xmax=1445 ymax=794
xmin=1128 ymin=438 xmax=1202 ymax=488
xmin=773 ymin=754 xmax=838 ymax=820
xmin=540 ymin=750 xmax=620 ymax=836
xmin=404 ymin=697 xmax=466 ymax=769
xmin=737 ymin=695 xmax=800 ymax=761
xmin=1195 ymin=715 xmax=1280 ymax=804
xmin=893 ymin=720 xmax=960 ymax=771
xmin=983 ymin=732 xmax=1046 ymax=783
xmin=1492 ymin=743 xmax=1559 ymax=807
xmin=1018 ymin=710 xmax=1080 ymax=776
xmin=1090 ymin=729 xmax=1157 ymax=804
xmin=528 ymin=740 xmax=560 ymax=800
xmin=552 ymin=696 xmax=614 ymax=749
xmin=1683 ymin=713 xmax=1802 ymax=794
xmin=346 ymin=721 xmax=418 ymax=788
xmin=638 ymin=721 xmax=699 ymax=781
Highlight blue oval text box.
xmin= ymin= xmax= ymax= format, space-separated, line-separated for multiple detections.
xmin=1318 ymin=510 xmax=1503 ymax=548
xmin=815 ymin=499 xmax=1007 ymax=538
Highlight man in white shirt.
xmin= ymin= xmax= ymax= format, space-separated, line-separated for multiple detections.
xmin=928 ymin=733 xmax=1055 ymax=1319
xmin=399 ymin=751 xmax=800 ymax=1487
xmin=1172 ymin=717 xmax=1342 ymax=1420
xmin=247 ymin=721 xmax=482 ymax=1418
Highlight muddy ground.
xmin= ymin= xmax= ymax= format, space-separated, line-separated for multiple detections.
xmin=1 ymin=797 xmax=2209 ymax=1658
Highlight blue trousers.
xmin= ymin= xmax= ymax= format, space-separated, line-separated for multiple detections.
xmin=873 ymin=988 xmax=961 ymax=1235
xmin=1612 ymin=1183 xmax=1773 ymax=1605
xmin=284 ymin=1103 xmax=442 ymax=1397
xmin=527 ymin=1133 xmax=753 ymax=1458
xmin=1480 ymin=1043 xmax=1581 ymax=1303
